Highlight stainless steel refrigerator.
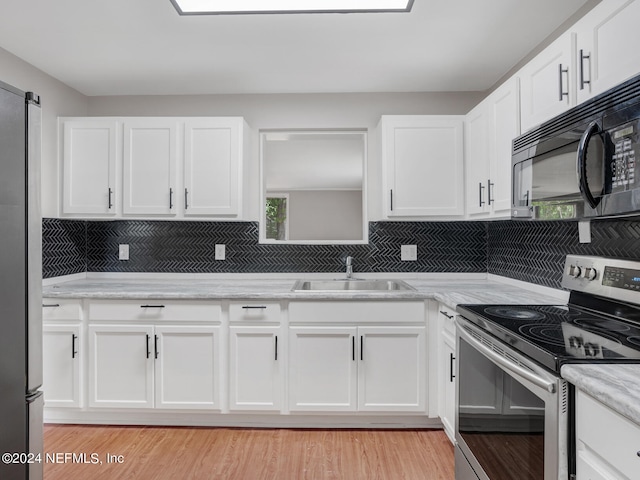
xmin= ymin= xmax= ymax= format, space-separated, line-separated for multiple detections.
xmin=0 ymin=80 xmax=43 ymax=480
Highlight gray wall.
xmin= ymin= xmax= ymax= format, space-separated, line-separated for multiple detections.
xmin=288 ymin=190 xmax=363 ymax=241
xmin=0 ymin=47 xmax=89 ymax=218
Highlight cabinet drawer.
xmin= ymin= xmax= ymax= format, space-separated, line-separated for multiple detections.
xmin=289 ymin=301 xmax=424 ymax=324
xmin=229 ymin=302 xmax=280 ymax=323
xmin=89 ymin=300 xmax=221 ymax=322
xmin=42 ymin=299 xmax=83 ymax=321
xmin=577 ymin=390 xmax=640 ymax=479
xmin=438 ymin=305 xmax=456 ymax=336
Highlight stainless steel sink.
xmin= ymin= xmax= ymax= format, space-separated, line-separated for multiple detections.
xmin=291 ymin=279 xmax=416 ymax=292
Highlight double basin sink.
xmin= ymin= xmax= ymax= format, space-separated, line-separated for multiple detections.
xmin=291 ymin=278 xmax=416 ymax=293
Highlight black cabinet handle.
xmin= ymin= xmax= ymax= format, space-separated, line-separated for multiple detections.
xmin=242 ymin=305 xmax=267 ymax=310
xmin=579 ymin=49 xmax=591 ymax=90
xmin=169 ymin=188 xmax=174 ymax=209
xmin=352 ymin=336 xmax=355 ymax=361
xmin=478 ymin=183 xmax=485 ymax=207
xmin=275 ymin=335 xmax=278 ymax=361
xmin=146 ymin=334 xmax=151 ymax=359
xmin=488 ymin=179 xmax=494 ymax=205
xmin=42 ymin=304 xmax=60 ymax=308
xmin=141 ymin=305 xmax=165 ymax=308
xmin=558 ymin=63 xmax=569 ymax=101
xmin=72 ymin=334 xmax=78 ymax=359
xmin=360 ymin=336 xmax=364 ymax=361
xmin=439 ymin=310 xmax=454 ymax=319
xmin=154 ymin=335 xmax=159 ymax=359
xmin=449 ymin=353 xmax=456 ymax=382
xmin=108 ymin=187 xmax=113 ymax=209
xmin=390 ymin=189 xmax=394 ymax=211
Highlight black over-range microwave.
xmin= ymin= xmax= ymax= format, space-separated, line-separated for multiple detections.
xmin=512 ymin=73 xmax=640 ymax=220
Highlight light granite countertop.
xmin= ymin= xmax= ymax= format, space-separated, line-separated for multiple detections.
xmin=43 ymin=275 xmax=640 ymax=420
xmin=42 ymin=275 xmax=567 ymax=309
xmin=561 ymin=364 xmax=640 ymax=426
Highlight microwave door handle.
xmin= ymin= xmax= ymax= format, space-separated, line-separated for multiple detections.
xmin=577 ymin=120 xmax=602 ymax=209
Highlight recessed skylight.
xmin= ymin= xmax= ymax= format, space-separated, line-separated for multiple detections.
xmin=171 ymin=0 xmax=414 ymax=15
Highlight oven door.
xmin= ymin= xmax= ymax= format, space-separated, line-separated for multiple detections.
xmin=455 ymin=317 xmax=569 ymax=480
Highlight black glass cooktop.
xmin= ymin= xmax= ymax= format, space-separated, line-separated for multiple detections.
xmin=457 ymin=303 xmax=640 ymax=373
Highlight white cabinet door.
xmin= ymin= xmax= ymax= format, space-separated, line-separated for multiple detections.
xmin=62 ymin=119 xmax=117 ymax=215
xmin=229 ymin=326 xmax=282 ymax=411
xmin=184 ymin=118 xmax=243 ymax=216
xmin=88 ymin=325 xmax=154 ymax=408
xmin=441 ymin=335 xmax=456 ymax=442
xmin=381 ymin=115 xmax=464 ymax=217
xmin=519 ymin=33 xmax=575 ymax=133
xmin=464 ymin=105 xmax=490 ymax=216
xmin=42 ymin=324 xmax=82 ymax=408
xmin=575 ymin=0 xmax=640 ymax=104
xmin=357 ymin=326 xmax=426 ymax=412
xmin=123 ymin=119 xmax=178 ymax=215
xmin=288 ymin=326 xmax=358 ymax=412
xmin=488 ymin=77 xmax=520 ymax=215
xmin=154 ymin=326 xmax=220 ymax=410
xmin=576 ymin=390 xmax=640 ymax=480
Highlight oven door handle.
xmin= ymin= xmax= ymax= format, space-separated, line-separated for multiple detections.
xmin=457 ymin=324 xmax=557 ymax=394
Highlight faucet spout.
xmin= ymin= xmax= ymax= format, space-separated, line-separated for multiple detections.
xmin=345 ymin=256 xmax=353 ymax=279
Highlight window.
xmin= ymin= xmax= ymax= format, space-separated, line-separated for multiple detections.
xmin=266 ymin=194 xmax=289 ymax=241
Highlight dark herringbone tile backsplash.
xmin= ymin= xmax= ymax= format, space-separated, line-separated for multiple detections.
xmin=43 ymin=217 xmax=640 ymax=290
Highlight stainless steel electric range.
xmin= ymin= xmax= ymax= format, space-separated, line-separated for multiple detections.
xmin=454 ymin=255 xmax=640 ymax=480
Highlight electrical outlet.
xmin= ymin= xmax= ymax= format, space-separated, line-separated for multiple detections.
xmin=215 ymin=244 xmax=226 ymax=261
xmin=401 ymin=244 xmax=417 ymax=261
xmin=118 ymin=244 xmax=130 ymax=261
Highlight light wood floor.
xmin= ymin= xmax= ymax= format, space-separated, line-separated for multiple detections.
xmin=44 ymin=425 xmax=454 ymax=480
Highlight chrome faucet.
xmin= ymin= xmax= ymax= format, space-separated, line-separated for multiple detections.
xmin=345 ymin=256 xmax=353 ymax=279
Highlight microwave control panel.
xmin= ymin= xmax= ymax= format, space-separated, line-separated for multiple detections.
xmin=610 ymin=120 xmax=638 ymax=190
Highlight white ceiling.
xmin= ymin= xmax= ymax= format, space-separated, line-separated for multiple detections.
xmin=0 ymin=0 xmax=590 ymax=96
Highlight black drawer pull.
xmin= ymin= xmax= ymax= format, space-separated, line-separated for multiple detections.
xmin=242 ymin=305 xmax=267 ymax=310
xmin=449 ymin=353 xmax=456 ymax=383
xmin=141 ymin=305 xmax=165 ymax=308
xmin=439 ymin=310 xmax=454 ymax=319
xmin=43 ymin=304 xmax=60 ymax=308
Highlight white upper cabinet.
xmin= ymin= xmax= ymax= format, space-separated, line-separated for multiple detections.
xmin=488 ymin=78 xmax=520 ymax=214
xmin=60 ymin=116 xmax=248 ymax=219
xmin=184 ymin=118 xmax=245 ymax=216
xmin=380 ymin=115 xmax=464 ymax=217
xmin=62 ymin=119 xmax=117 ymax=215
xmin=575 ymin=0 xmax=640 ymax=104
xmin=123 ymin=119 xmax=178 ymax=216
xmin=465 ymin=104 xmax=490 ymax=216
xmin=519 ymin=33 xmax=575 ymax=133
xmin=465 ymin=78 xmax=520 ymax=218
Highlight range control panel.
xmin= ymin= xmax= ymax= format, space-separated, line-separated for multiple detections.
xmin=562 ymin=255 xmax=640 ymax=304
xmin=602 ymin=266 xmax=640 ymax=291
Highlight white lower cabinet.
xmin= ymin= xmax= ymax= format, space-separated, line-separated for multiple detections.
xmin=43 ymin=324 xmax=82 ymax=408
xmin=289 ymin=326 xmax=358 ymax=412
xmin=88 ymin=324 xmax=220 ymax=409
xmin=576 ymin=390 xmax=640 ymax=480
xmin=288 ymin=325 xmax=426 ymax=413
xmin=42 ymin=300 xmax=84 ymax=408
xmin=229 ymin=326 xmax=282 ymax=411
xmin=437 ymin=304 xmax=456 ymax=442
xmin=154 ymin=326 xmax=220 ymax=410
